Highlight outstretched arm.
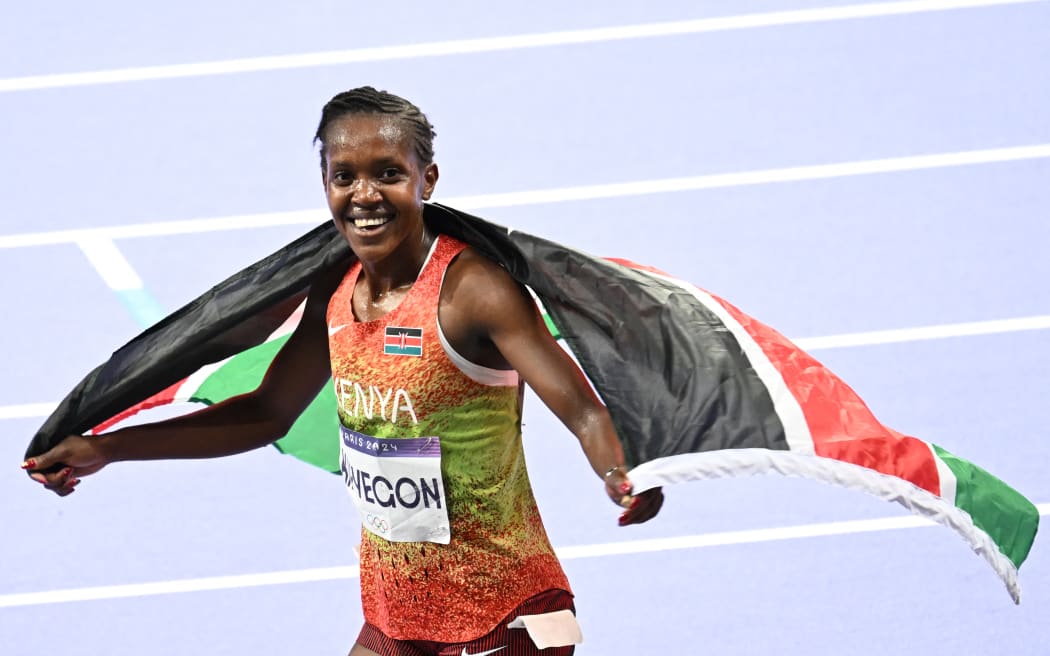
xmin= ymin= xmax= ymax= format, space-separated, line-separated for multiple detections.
xmin=23 ymin=265 xmax=345 ymax=496
xmin=441 ymin=251 xmax=664 ymax=525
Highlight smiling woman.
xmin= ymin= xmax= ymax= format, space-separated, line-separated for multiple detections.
xmin=22 ymin=86 xmax=664 ymax=656
xmin=319 ymin=110 xmax=438 ymax=306
xmin=308 ymin=91 xmax=664 ymax=655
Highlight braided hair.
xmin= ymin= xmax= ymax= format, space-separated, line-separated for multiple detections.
xmin=314 ymin=86 xmax=436 ymax=166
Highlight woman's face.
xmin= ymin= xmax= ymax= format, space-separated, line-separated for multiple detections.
xmin=321 ymin=113 xmax=438 ymax=266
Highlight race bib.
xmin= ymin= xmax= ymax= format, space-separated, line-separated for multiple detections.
xmin=339 ymin=426 xmax=451 ymax=544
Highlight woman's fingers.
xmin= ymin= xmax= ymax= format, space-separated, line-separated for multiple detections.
xmin=603 ymin=472 xmax=665 ymax=525
xmin=617 ymin=487 xmax=664 ymax=526
xmin=23 ymin=435 xmax=106 ymax=496
xmin=25 ymin=461 xmax=80 ymax=496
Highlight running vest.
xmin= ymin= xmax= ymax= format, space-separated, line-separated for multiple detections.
xmin=326 ymin=234 xmax=571 ymax=642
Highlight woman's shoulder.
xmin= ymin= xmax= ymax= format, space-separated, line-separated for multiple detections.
xmin=443 ymin=244 xmax=520 ymax=300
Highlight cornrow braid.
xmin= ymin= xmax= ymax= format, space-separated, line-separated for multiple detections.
xmin=314 ymin=86 xmax=436 ymax=165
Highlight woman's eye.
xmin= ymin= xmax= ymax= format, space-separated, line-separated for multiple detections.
xmin=380 ymin=168 xmax=401 ymax=180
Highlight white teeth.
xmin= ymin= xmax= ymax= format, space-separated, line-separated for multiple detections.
xmin=353 ymin=217 xmax=390 ymax=228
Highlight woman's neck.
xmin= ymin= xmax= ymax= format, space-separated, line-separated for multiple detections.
xmin=358 ymin=226 xmax=435 ymax=300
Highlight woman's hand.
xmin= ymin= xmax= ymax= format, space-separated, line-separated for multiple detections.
xmin=604 ymin=468 xmax=664 ymax=526
xmin=21 ymin=435 xmax=111 ymax=496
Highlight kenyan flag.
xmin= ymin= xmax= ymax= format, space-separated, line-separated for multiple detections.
xmin=609 ymin=259 xmax=1039 ymax=601
xmin=383 ymin=327 xmax=423 ymax=357
xmin=29 ymin=203 xmax=1038 ymax=604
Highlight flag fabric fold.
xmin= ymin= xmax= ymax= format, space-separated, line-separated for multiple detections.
xmin=26 ymin=203 xmax=1038 ymax=603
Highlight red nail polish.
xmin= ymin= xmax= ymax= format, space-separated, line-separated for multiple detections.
xmin=21 ymin=459 xmax=35 ymax=470
xmin=619 ymin=483 xmax=631 ymax=495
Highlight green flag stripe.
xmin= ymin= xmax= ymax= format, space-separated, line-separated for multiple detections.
xmin=271 ymin=389 xmax=341 ymax=473
xmin=190 ymin=336 xmax=290 ymax=401
xmin=542 ymin=311 xmax=560 ymax=340
xmin=933 ymin=444 xmax=1040 ymax=568
xmin=185 ymin=334 xmax=342 ymax=472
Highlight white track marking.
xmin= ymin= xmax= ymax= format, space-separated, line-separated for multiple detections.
xmin=2 ymin=503 xmax=1046 ymax=608
xmin=75 ymin=237 xmax=144 ymax=290
xmin=794 ymin=315 xmax=1050 ymax=350
xmin=0 ymin=566 xmax=360 ymax=608
xmin=5 ymin=314 xmax=1048 ymax=421
xmin=447 ymin=144 xmax=1050 ymax=209
xmin=0 ymin=403 xmax=58 ymax=420
xmin=0 ymin=0 xmax=1041 ymax=92
xmin=0 ymin=209 xmax=327 ymax=249
xmin=1 ymin=144 xmax=1048 ymax=249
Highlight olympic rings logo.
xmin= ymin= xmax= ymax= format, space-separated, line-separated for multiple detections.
xmin=366 ymin=513 xmax=390 ymax=533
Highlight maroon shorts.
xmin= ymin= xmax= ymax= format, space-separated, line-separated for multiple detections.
xmin=355 ymin=588 xmax=576 ymax=656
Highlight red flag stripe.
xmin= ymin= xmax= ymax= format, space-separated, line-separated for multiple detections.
xmin=611 ymin=257 xmax=942 ymax=497
xmin=90 ymin=378 xmax=187 ymax=434
xmin=708 ymin=291 xmax=942 ymax=496
xmin=383 ymin=336 xmax=423 ymax=347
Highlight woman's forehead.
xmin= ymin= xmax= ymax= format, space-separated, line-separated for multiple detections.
xmin=325 ymin=114 xmax=410 ymax=153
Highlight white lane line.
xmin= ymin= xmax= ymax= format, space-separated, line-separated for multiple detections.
xmin=2 ymin=502 xmax=1046 ymax=608
xmin=0 ymin=208 xmax=327 ymax=248
xmin=0 ymin=0 xmax=1042 ymax=92
xmin=795 ymin=315 xmax=1050 ymax=350
xmin=0 ymin=403 xmax=57 ymax=420
xmin=446 ymin=144 xmax=1050 ymax=208
xmin=77 ymin=237 xmax=168 ymax=327
xmin=76 ymin=237 xmax=144 ymax=290
xmin=2 ymin=143 xmax=1048 ymax=249
xmin=0 ymin=566 xmax=361 ymax=608
xmin=5 ymin=314 xmax=1049 ymax=421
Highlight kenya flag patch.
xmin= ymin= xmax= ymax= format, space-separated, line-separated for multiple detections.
xmin=384 ymin=326 xmax=423 ymax=357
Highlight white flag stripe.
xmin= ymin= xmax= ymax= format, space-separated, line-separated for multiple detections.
xmin=6 ymin=314 xmax=1049 ymax=421
xmin=636 ymin=269 xmax=815 ymax=454
xmin=0 ymin=0 xmax=1041 ymax=93
xmin=2 ymin=504 xmax=1046 ymax=608
xmin=928 ymin=442 xmax=959 ymax=507
xmin=2 ymin=144 xmax=1048 ymax=250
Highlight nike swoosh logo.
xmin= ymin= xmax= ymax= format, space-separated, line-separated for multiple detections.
xmin=328 ymin=323 xmax=351 ymax=336
xmin=461 ymin=647 xmax=505 ymax=656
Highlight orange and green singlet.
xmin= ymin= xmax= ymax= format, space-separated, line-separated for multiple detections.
xmin=326 ymin=234 xmax=571 ymax=642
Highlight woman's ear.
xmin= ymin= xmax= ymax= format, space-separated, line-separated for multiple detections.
xmin=422 ymin=162 xmax=440 ymax=200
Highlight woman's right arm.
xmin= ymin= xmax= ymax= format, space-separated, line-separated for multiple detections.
xmin=23 ymin=265 xmax=344 ymax=496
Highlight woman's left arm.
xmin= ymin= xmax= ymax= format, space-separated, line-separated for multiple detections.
xmin=445 ymin=251 xmax=664 ymax=525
